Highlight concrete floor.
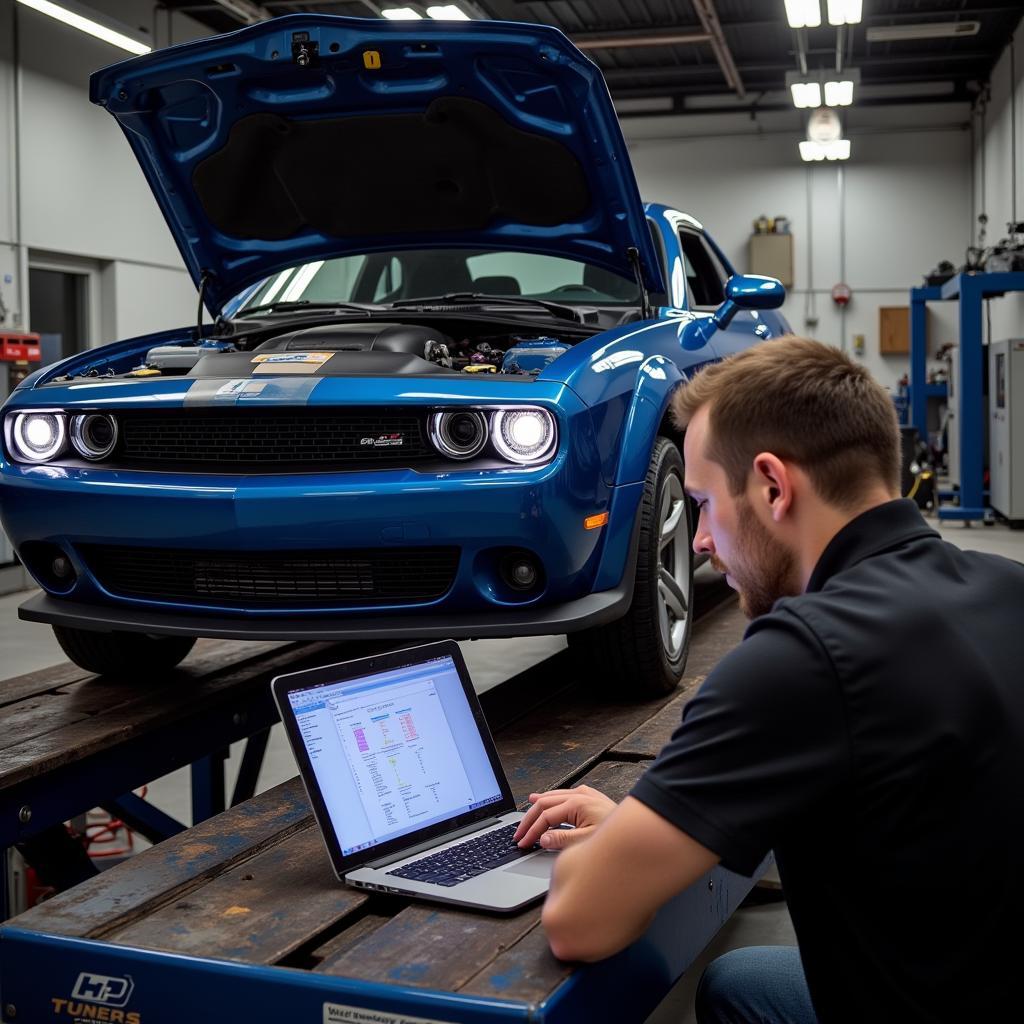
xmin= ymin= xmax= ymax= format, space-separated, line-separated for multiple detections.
xmin=1 ymin=516 xmax=1021 ymax=1021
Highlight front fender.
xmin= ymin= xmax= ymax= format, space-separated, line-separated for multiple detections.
xmin=611 ymin=354 xmax=685 ymax=485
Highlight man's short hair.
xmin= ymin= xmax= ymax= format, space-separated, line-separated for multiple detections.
xmin=673 ymin=337 xmax=900 ymax=508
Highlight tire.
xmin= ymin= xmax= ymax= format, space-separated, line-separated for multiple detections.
xmin=568 ymin=436 xmax=694 ymax=699
xmin=53 ymin=626 xmax=197 ymax=678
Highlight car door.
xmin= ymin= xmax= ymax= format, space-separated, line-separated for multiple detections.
xmin=678 ymin=228 xmax=773 ymax=359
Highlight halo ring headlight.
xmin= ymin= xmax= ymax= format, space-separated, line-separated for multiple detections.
xmin=7 ymin=411 xmax=67 ymax=463
xmin=429 ymin=410 xmax=488 ymax=460
xmin=71 ymin=413 xmax=118 ymax=460
xmin=492 ymin=408 xmax=557 ymax=465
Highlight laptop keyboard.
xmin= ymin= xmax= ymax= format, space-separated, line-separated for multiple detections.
xmin=385 ymin=824 xmax=534 ymax=887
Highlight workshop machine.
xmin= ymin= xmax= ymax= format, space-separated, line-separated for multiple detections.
xmin=989 ymin=339 xmax=1024 ymax=525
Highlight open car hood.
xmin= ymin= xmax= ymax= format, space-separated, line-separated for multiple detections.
xmin=90 ymin=14 xmax=664 ymax=316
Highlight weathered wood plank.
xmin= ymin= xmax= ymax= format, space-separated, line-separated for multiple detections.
xmin=0 ymin=638 xmax=289 ymax=711
xmin=12 ymin=777 xmax=313 ymax=938
xmin=608 ymin=676 xmax=705 ymax=760
xmin=0 ymin=642 xmax=338 ymax=789
xmin=111 ymin=825 xmax=367 ymax=963
xmin=495 ymin=685 xmax=673 ymax=805
xmin=311 ymin=914 xmax=391 ymax=970
xmin=0 ymin=694 xmax=92 ymax=747
xmin=315 ymin=902 xmax=540 ymax=988
xmin=0 ymin=662 xmax=92 ymax=709
xmin=457 ymin=921 xmax=566 ymax=1005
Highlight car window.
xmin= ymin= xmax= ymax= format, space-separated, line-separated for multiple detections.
xmin=234 ymin=250 xmax=642 ymax=310
xmin=372 ymin=257 xmax=404 ymax=302
xmin=678 ymin=230 xmax=726 ymax=308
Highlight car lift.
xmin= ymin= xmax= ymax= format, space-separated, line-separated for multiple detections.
xmin=909 ymin=271 xmax=1024 ymax=522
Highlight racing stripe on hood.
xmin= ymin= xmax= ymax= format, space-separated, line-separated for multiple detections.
xmin=183 ymin=377 xmax=323 ymax=406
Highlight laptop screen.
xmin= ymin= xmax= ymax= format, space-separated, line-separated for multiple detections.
xmin=286 ymin=653 xmax=504 ymax=857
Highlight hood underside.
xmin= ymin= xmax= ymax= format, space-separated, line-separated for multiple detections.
xmin=90 ymin=15 xmax=664 ymax=316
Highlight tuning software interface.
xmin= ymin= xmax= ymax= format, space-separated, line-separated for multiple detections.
xmin=288 ymin=656 xmax=503 ymax=857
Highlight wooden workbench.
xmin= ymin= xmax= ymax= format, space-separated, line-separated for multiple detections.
xmin=0 ymin=596 xmax=755 ymax=1024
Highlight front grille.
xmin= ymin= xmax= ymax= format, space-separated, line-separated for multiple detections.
xmin=117 ymin=409 xmax=431 ymax=469
xmin=81 ymin=544 xmax=460 ymax=608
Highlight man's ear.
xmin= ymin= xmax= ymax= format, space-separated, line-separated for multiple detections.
xmin=750 ymin=453 xmax=793 ymax=522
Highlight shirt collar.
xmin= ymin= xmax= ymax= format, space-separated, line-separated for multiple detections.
xmin=805 ymin=499 xmax=938 ymax=594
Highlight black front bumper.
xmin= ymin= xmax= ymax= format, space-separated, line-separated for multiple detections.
xmin=19 ymin=585 xmax=633 ymax=642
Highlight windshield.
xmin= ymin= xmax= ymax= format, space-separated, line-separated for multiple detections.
xmin=233 ymin=249 xmax=641 ymax=313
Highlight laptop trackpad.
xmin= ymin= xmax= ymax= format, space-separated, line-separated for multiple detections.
xmin=503 ymin=852 xmax=557 ymax=878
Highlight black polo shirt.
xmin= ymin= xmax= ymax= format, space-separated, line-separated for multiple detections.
xmin=631 ymin=499 xmax=1024 ymax=1022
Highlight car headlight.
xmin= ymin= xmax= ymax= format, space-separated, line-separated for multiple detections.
xmin=5 ymin=411 xmax=67 ymax=463
xmin=429 ymin=410 xmax=488 ymax=460
xmin=71 ymin=413 xmax=118 ymax=460
xmin=491 ymin=408 xmax=557 ymax=464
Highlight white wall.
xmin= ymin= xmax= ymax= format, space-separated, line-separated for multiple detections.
xmin=974 ymin=34 xmax=1024 ymax=343
xmin=624 ymin=103 xmax=972 ymax=389
xmin=0 ymin=0 xmax=211 ymax=343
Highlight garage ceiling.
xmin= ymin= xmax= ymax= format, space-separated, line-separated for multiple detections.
xmin=165 ymin=0 xmax=1023 ymax=115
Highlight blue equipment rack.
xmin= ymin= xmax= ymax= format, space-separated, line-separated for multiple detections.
xmin=909 ymin=272 xmax=1024 ymax=522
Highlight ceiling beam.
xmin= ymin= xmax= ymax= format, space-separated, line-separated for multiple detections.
xmin=691 ymin=0 xmax=745 ymax=97
xmin=574 ymin=30 xmax=712 ymax=51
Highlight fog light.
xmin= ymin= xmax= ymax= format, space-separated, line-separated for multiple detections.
xmin=52 ymin=556 xmax=72 ymax=580
xmin=511 ymin=561 xmax=536 ymax=588
xmin=500 ymin=551 xmax=541 ymax=592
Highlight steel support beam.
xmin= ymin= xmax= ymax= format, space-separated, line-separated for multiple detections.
xmin=692 ymin=0 xmax=744 ymax=98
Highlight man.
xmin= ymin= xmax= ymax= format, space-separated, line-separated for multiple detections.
xmin=513 ymin=338 xmax=1024 ymax=1022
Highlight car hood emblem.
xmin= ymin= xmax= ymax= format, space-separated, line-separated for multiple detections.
xmin=90 ymin=15 xmax=664 ymax=317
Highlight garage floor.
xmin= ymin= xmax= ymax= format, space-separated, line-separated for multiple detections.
xmin=2 ymin=518 xmax=1021 ymax=1023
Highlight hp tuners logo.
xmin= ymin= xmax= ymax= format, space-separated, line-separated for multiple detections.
xmin=71 ymin=974 xmax=134 ymax=1007
xmin=51 ymin=972 xmax=141 ymax=1023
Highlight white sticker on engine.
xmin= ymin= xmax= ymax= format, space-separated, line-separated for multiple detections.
xmin=252 ymin=351 xmax=334 ymax=364
xmin=216 ymin=379 xmax=267 ymax=396
xmin=323 ymin=1004 xmax=454 ymax=1024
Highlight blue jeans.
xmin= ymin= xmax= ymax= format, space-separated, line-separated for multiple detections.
xmin=695 ymin=946 xmax=818 ymax=1024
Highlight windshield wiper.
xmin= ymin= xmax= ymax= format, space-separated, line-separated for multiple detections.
xmin=233 ymin=300 xmax=374 ymax=319
xmin=390 ymin=292 xmax=584 ymax=324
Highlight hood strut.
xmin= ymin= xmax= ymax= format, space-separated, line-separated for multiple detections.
xmin=627 ymin=247 xmax=652 ymax=321
xmin=197 ymin=271 xmax=213 ymax=336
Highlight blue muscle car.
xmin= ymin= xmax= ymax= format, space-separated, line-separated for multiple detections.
xmin=0 ymin=15 xmax=790 ymax=697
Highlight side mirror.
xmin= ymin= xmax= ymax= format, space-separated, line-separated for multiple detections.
xmin=713 ymin=275 xmax=786 ymax=330
xmin=679 ymin=275 xmax=786 ymax=350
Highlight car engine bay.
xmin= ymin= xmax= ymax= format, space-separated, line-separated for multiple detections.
xmin=115 ymin=321 xmax=574 ymax=381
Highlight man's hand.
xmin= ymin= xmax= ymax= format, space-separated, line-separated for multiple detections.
xmin=513 ymin=785 xmax=617 ymax=850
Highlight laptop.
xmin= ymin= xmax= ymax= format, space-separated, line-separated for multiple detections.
xmin=271 ymin=639 xmax=557 ymax=912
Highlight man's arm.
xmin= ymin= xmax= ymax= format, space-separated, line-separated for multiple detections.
xmin=534 ymin=793 xmax=719 ymax=962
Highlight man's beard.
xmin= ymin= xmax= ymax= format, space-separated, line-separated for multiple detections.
xmin=711 ymin=498 xmax=799 ymax=619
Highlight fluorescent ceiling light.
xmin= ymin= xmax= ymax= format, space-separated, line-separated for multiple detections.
xmin=614 ymin=96 xmax=675 ymax=114
xmin=16 ymin=0 xmax=151 ymax=54
xmin=799 ymin=139 xmax=850 ymax=161
xmin=785 ymin=0 xmax=821 ymax=29
xmin=791 ymin=82 xmax=822 ymax=108
xmin=827 ymin=0 xmax=862 ymax=26
xmin=824 ymin=80 xmax=854 ymax=106
xmin=427 ymin=4 xmax=470 ymax=18
xmin=381 ymin=7 xmax=423 ymax=19
xmin=866 ymin=21 xmax=980 ymax=43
